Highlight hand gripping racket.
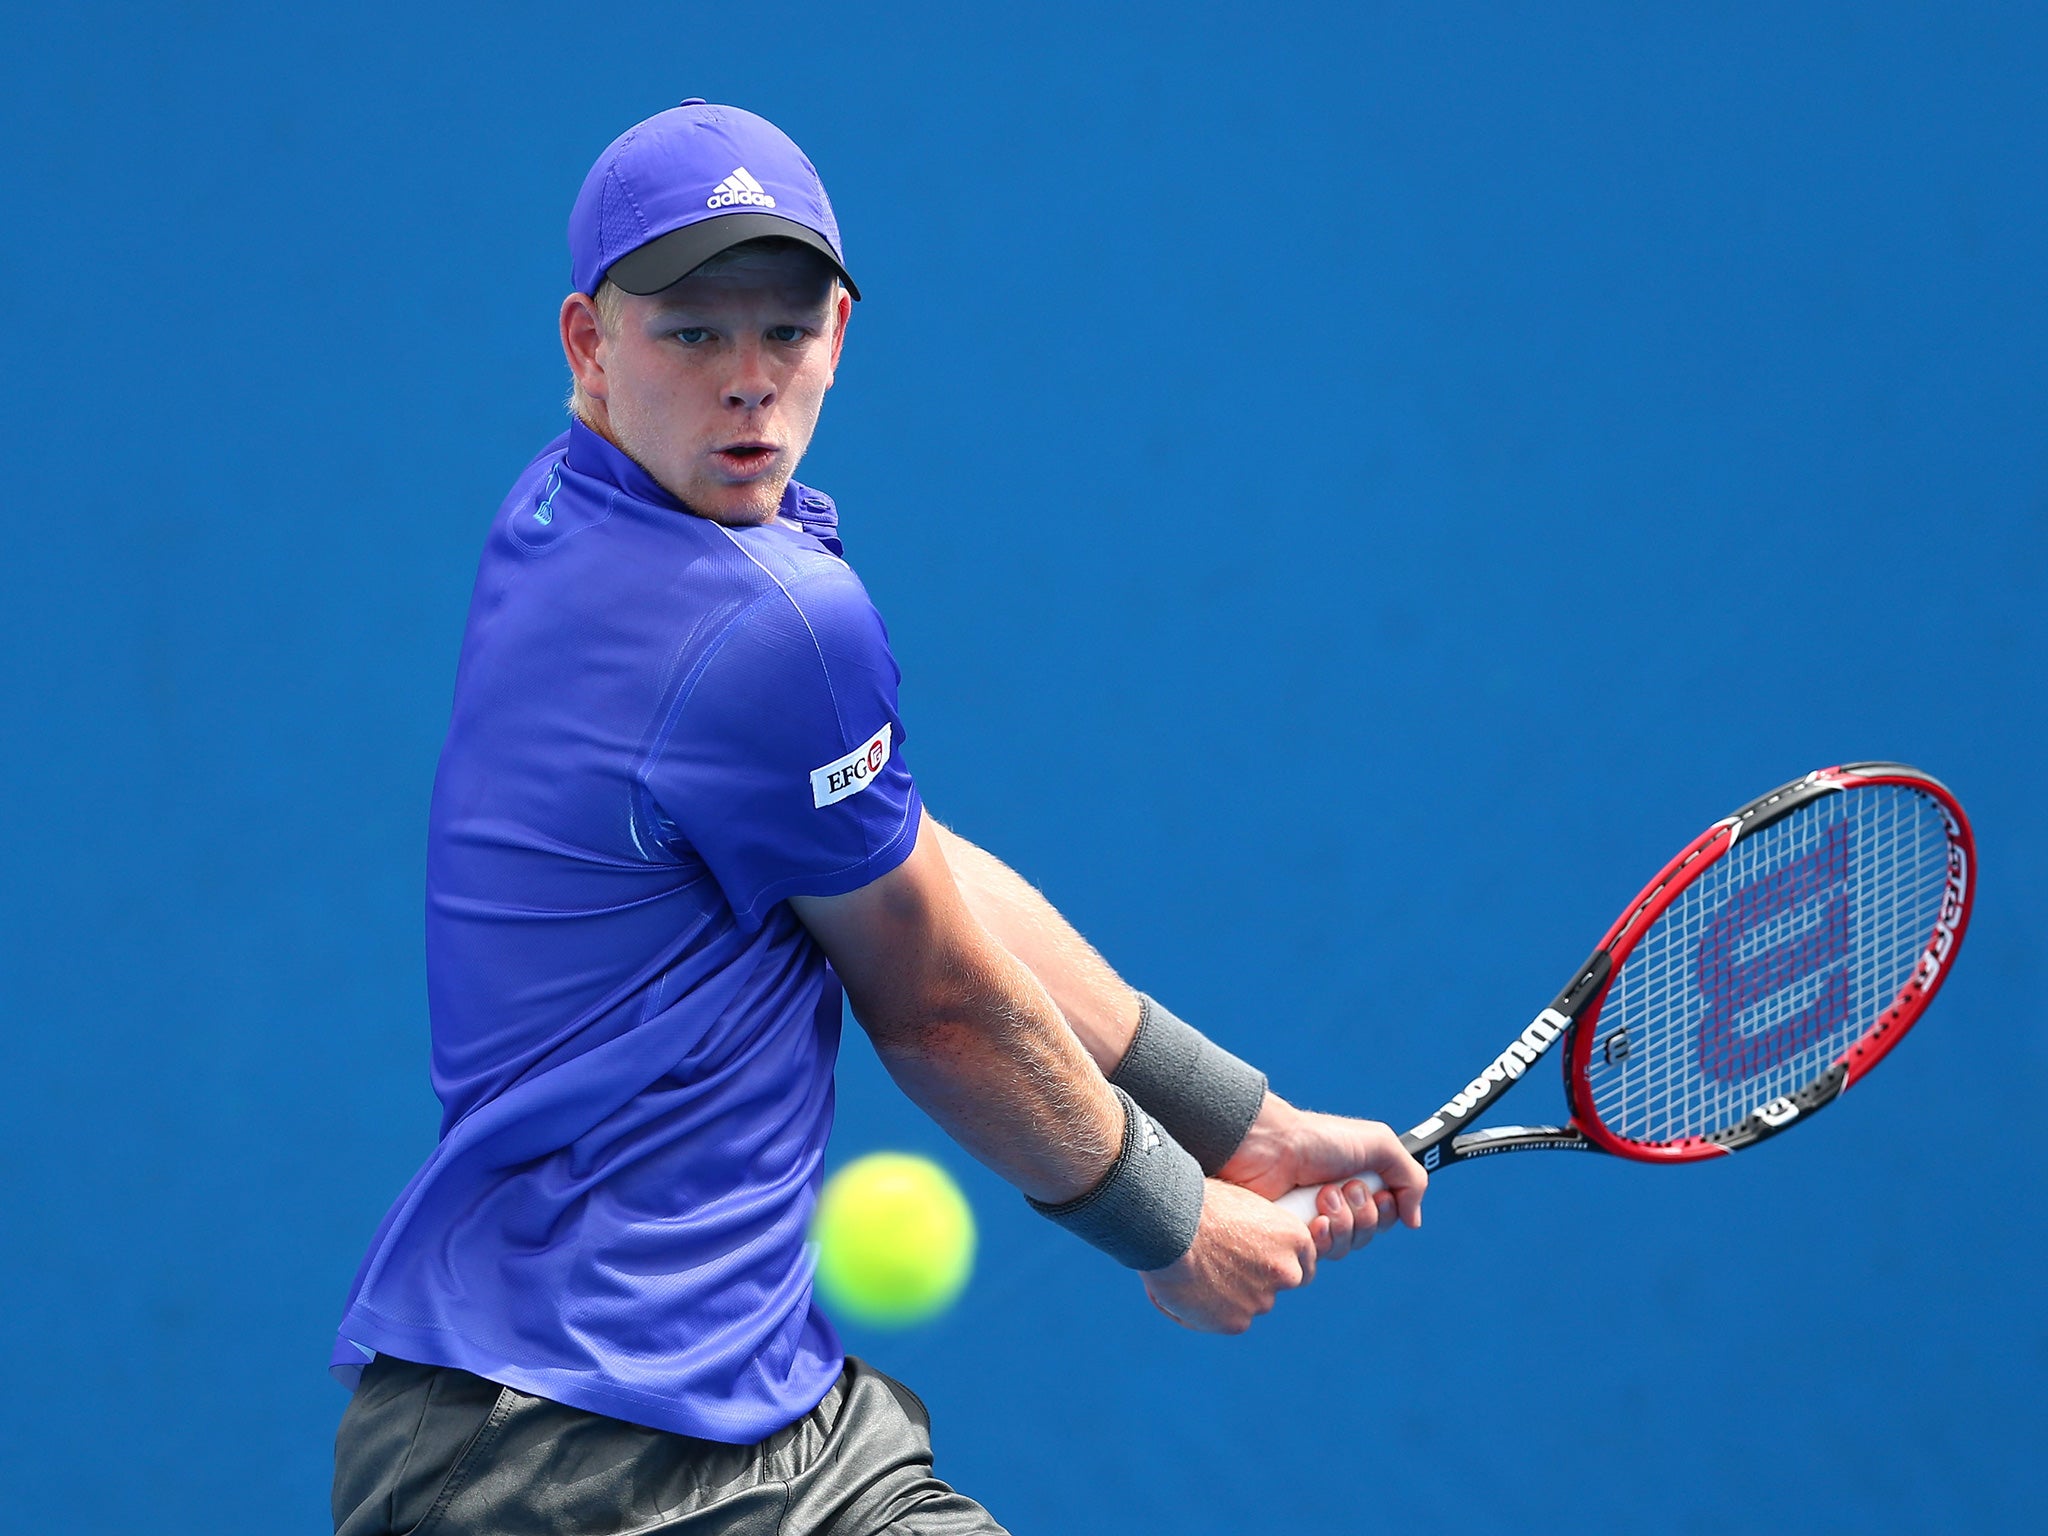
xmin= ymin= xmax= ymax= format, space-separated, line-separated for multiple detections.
xmin=1278 ymin=763 xmax=1973 ymax=1221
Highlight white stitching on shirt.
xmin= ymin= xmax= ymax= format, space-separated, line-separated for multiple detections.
xmin=710 ymin=524 xmax=851 ymax=746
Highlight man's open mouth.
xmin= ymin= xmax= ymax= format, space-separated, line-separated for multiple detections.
xmin=715 ymin=443 xmax=777 ymax=474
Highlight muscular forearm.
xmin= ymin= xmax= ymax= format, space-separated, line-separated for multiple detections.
xmin=930 ymin=821 xmax=1143 ymax=1071
xmin=861 ymin=935 xmax=1123 ymax=1206
xmin=932 ymin=822 xmax=1286 ymax=1178
xmin=794 ymin=817 xmax=1124 ymax=1206
xmin=795 ymin=817 xmax=1420 ymax=1305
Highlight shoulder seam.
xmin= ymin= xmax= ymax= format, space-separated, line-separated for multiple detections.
xmin=709 ymin=524 xmax=852 ymax=746
xmin=630 ymin=541 xmax=874 ymax=861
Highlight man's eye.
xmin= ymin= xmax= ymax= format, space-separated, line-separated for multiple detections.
xmin=673 ymin=327 xmax=709 ymax=345
xmin=767 ymin=325 xmax=805 ymax=343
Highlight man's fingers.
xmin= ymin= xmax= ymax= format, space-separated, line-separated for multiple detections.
xmin=1314 ymin=1184 xmax=1350 ymax=1257
xmin=1350 ymin=1182 xmax=1385 ymax=1252
xmin=1357 ymin=1126 xmax=1427 ymax=1229
xmin=1394 ymin=1183 xmax=1424 ymax=1230
xmin=1321 ymin=1176 xmax=1419 ymax=1245
xmin=1145 ymin=1179 xmax=1329 ymax=1332
xmin=1307 ymin=1211 xmax=1333 ymax=1256
xmin=1320 ymin=1180 xmax=1384 ymax=1260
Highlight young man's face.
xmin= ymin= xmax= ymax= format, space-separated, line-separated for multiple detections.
xmin=564 ymin=243 xmax=850 ymax=525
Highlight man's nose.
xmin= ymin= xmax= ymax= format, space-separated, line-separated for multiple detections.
xmin=724 ymin=340 xmax=776 ymax=411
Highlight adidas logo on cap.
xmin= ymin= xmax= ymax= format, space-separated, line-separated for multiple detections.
xmin=707 ymin=167 xmax=777 ymax=210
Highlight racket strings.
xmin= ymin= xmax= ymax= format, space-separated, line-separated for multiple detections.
xmin=1585 ymin=785 xmax=1952 ymax=1144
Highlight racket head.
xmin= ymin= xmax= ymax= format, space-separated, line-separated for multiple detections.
xmin=1564 ymin=764 xmax=1973 ymax=1162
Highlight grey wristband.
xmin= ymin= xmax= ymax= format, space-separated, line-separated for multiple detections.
xmin=1026 ymin=1085 xmax=1204 ymax=1271
xmin=1109 ymin=994 xmax=1269 ymax=1175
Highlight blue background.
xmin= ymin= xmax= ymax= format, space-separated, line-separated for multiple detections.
xmin=3 ymin=3 xmax=2042 ymax=1530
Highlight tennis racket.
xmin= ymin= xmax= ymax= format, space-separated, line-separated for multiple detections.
xmin=1277 ymin=762 xmax=1973 ymax=1221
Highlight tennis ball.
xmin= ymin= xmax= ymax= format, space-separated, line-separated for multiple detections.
xmin=811 ymin=1152 xmax=976 ymax=1328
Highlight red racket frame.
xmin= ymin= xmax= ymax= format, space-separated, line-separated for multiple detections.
xmin=1563 ymin=763 xmax=1976 ymax=1163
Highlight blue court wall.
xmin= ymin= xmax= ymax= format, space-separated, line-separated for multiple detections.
xmin=1 ymin=4 xmax=2042 ymax=1530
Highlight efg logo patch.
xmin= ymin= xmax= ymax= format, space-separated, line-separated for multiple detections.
xmin=812 ymin=723 xmax=893 ymax=808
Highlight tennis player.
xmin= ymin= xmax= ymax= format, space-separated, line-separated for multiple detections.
xmin=329 ymin=100 xmax=1427 ymax=1535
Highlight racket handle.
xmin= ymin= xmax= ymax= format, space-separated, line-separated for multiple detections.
xmin=1274 ymin=1171 xmax=1387 ymax=1224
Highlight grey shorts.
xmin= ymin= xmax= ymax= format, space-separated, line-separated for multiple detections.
xmin=332 ymin=1353 xmax=1008 ymax=1536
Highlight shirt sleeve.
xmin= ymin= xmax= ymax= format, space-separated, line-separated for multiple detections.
xmin=643 ymin=562 xmax=922 ymax=928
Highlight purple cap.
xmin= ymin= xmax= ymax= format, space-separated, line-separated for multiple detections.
xmin=568 ymin=100 xmax=859 ymax=300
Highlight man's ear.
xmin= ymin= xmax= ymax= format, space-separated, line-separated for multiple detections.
xmin=827 ymin=286 xmax=853 ymax=375
xmin=561 ymin=292 xmax=608 ymax=402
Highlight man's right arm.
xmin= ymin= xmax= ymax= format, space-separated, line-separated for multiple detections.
xmin=930 ymin=819 xmax=1428 ymax=1253
xmin=790 ymin=812 xmax=1320 ymax=1333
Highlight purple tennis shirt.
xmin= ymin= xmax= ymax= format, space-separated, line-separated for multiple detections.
xmin=332 ymin=420 xmax=923 ymax=1441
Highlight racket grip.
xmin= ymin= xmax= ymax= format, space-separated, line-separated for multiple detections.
xmin=1274 ymin=1171 xmax=1387 ymax=1224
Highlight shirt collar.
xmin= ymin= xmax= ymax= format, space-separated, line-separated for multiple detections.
xmin=565 ymin=417 xmax=683 ymax=509
xmin=561 ymin=417 xmax=843 ymax=555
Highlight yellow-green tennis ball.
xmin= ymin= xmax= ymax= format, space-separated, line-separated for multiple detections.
xmin=811 ymin=1152 xmax=976 ymax=1327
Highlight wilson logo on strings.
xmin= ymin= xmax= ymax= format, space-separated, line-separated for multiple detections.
xmin=1696 ymin=819 xmax=1851 ymax=1084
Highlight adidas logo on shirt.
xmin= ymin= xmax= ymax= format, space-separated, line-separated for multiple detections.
xmin=707 ymin=167 xmax=777 ymax=210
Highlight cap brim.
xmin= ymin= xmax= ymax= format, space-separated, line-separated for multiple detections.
xmin=604 ymin=212 xmax=860 ymax=301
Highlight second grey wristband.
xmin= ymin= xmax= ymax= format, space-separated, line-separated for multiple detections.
xmin=1110 ymin=994 xmax=1269 ymax=1175
xmin=1026 ymin=1085 xmax=1204 ymax=1271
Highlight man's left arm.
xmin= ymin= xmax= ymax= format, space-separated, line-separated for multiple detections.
xmin=932 ymin=822 xmax=1426 ymax=1258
